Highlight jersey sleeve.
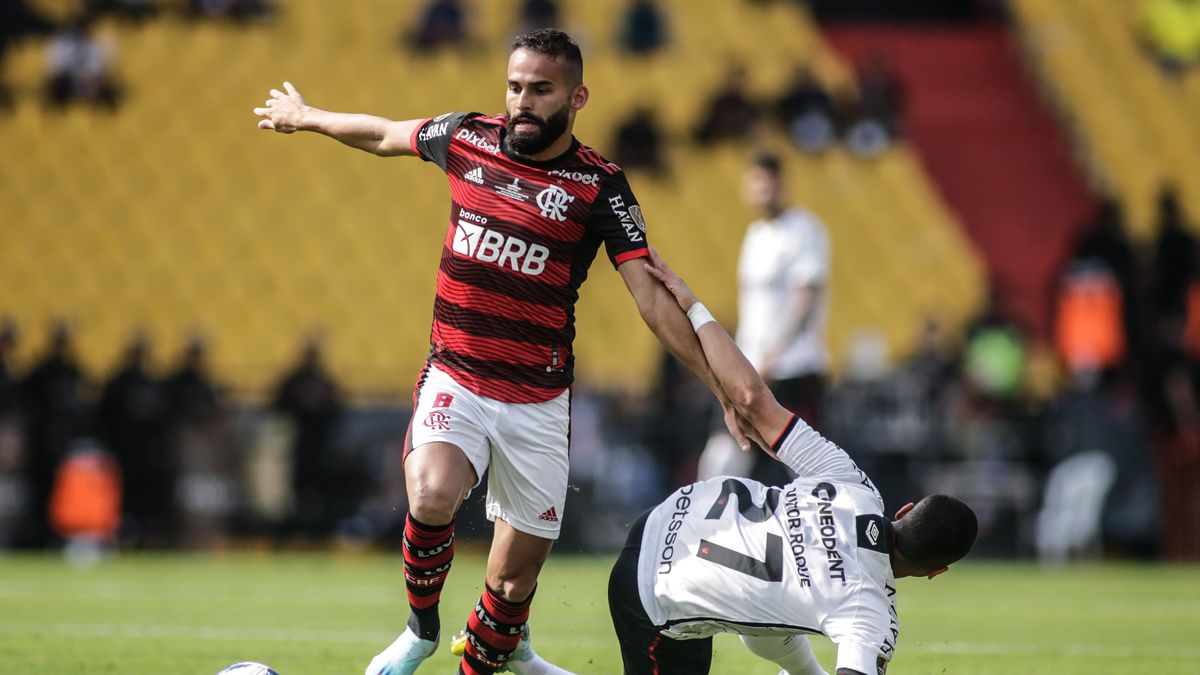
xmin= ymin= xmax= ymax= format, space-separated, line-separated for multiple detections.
xmin=411 ymin=112 xmax=471 ymax=172
xmin=772 ymin=415 xmax=863 ymax=484
xmin=826 ymin=590 xmax=895 ymax=675
xmin=587 ymin=170 xmax=650 ymax=268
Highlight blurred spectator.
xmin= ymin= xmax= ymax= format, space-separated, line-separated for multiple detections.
xmin=188 ymin=0 xmax=276 ymax=22
xmin=612 ymin=106 xmax=667 ymax=175
xmin=1069 ymin=199 xmax=1144 ymax=353
xmin=693 ymin=64 xmax=760 ymax=145
xmin=1137 ymin=0 xmax=1200 ymax=73
xmin=1149 ymin=190 xmax=1200 ymax=458
xmin=1 ymin=1 xmax=54 ymax=112
xmin=1073 ymin=200 xmax=1136 ymax=286
xmin=698 ymin=152 xmax=830 ymax=487
xmin=1054 ymin=263 xmax=1127 ymax=376
xmin=1152 ymin=187 xmax=1196 ymax=320
xmin=1040 ymin=373 xmax=1159 ymax=559
xmin=844 ymin=53 xmax=904 ymax=157
xmin=20 ymin=323 xmax=88 ymax=547
xmin=0 ymin=320 xmax=25 ymax=547
xmin=272 ymin=336 xmax=343 ymax=536
xmin=902 ymin=316 xmax=962 ymax=415
xmin=96 ymin=334 xmax=169 ymax=546
xmin=163 ymin=336 xmax=234 ymax=548
xmin=49 ymin=438 xmax=121 ymax=565
xmin=43 ymin=15 xmax=122 ymax=111
xmin=0 ymin=319 xmax=18 ymax=409
xmin=619 ymin=0 xmax=668 ymax=56
xmin=517 ymin=0 xmax=560 ymax=34
xmin=646 ymin=351 xmax=712 ymax=489
xmin=165 ymin=337 xmax=220 ymax=424
xmin=0 ymin=1 xmax=53 ymax=43
xmin=961 ymin=287 xmax=1029 ymax=401
xmin=406 ymin=0 xmax=469 ymax=54
xmin=964 ymin=318 xmax=1026 ymax=402
xmin=86 ymin=0 xmax=159 ymax=23
xmin=776 ymin=63 xmax=836 ymax=154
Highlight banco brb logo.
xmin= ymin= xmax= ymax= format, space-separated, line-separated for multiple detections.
xmin=453 ymin=221 xmax=550 ymax=276
xmin=536 ymin=185 xmax=575 ymax=222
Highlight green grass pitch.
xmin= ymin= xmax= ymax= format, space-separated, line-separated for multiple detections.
xmin=0 ymin=550 xmax=1197 ymax=674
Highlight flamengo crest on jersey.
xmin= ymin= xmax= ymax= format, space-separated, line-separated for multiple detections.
xmin=536 ymin=184 xmax=575 ymax=221
xmin=412 ymin=112 xmax=649 ymax=404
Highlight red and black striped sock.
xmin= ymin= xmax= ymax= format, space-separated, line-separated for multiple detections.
xmin=403 ymin=515 xmax=455 ymax=641
xmin=458 ymin=583 xmax=534 ymax=675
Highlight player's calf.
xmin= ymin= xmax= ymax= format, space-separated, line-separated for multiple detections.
xmin=403 ymin=515 xmax=456 ymax=641
xmin=459 ymin=584 xmax=534 ymax=675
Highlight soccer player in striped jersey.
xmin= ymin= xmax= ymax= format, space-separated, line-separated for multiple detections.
xmin=605 ymin=249 xmax=979 ymax=675
xmin=253 ymin=29 xmax=753 ymax=675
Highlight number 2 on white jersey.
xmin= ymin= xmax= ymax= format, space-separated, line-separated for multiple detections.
xmin=697 ymin=479 xmax=784 ymax=582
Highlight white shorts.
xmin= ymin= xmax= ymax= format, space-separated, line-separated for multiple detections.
xmin=406 ymin=364 xmax=570 ymax=539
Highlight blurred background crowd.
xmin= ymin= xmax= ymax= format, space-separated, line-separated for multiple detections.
xmin=3 ymin=0 xmax=1200 ymax=561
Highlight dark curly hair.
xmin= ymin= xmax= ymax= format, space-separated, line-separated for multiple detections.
xmin=893 ymin=494 xmax=978 ymax=569
xmin=512 ymin=29 xmax=583 ymax=87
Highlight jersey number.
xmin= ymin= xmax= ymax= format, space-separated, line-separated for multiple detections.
xmin=697 ymin=479 xmax=784 ymax=582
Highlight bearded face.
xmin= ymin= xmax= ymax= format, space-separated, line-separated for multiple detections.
xmin=504 ymin=100 xmax=572 ymax=156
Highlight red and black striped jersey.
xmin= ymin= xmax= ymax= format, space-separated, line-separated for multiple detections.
xmin=410 ymin=112 xmax=650 ymax=403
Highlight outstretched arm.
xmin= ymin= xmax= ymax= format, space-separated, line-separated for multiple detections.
xmin=647 ymin=249 xmax=874 ymax=485
xmin=618 ymin=259 xmax=760 ymax=452
xmin=642 ymin=249 xmax=794 ymax=452
xmin=253 ymin=82 xmax=422 ymax=156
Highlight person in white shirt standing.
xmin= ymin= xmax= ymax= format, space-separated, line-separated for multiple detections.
xmin=699 ymin=152 xmax=831 ymax=485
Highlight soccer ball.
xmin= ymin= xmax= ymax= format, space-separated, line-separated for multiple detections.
xmin=216 ymin=663 xmax=280 ymax=675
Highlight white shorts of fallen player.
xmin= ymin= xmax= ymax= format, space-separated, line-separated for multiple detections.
xmin=408 ymin=364 xmax=570 ymax=540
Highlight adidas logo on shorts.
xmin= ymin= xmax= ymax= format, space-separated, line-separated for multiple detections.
xmin=463 ymin=166 xmax=484 ymax=184
xmin=537 ymin=507 xmax=559 ymax=522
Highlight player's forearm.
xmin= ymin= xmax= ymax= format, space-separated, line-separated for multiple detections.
xmin=639 ymin=285 xmax=731 ymax=404
xmin=298 ymin=108 xmax=413 ymax=156
xmin=694 ymin=317 xmax=774 ymax=424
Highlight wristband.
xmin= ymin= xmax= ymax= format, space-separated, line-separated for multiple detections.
xmin=687 ymin=302 xmax=715 ymax=332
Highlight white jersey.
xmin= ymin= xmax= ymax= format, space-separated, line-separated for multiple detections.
xmin=637 ymin=416 xmax=897 ymax=675
xmin=736 ymin=208 xmax=831 ymax=379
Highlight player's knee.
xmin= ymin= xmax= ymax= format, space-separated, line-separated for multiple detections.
xmin=407 ymin=480 xmax=463 ymax=524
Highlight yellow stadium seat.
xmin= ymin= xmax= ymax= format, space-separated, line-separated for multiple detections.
xmin=1 ymin=0 xmax=983 ymax=394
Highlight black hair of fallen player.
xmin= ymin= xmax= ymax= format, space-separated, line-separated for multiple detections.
xmin=752 ymin=151 xmax=783 ymax=177
xmin=892 ymin=494 xmax=978 ymax=569
xmin=512 ymin=28 xmax=584 ymax=89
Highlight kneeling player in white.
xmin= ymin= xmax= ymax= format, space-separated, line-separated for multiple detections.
xmin=605 ymin=250 xmax=979 ymax=675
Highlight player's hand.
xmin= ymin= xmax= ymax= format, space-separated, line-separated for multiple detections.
xmin=253 ymin=81 xmax=307 ymax=134
xmin=722 ymin=403 xmax=765 ymax=455
xmin=644 ymin=248 xmax=699 ymax=311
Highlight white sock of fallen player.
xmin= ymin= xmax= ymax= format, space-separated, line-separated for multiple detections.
xmin=741 ymin=634 xmax=829 ymax=675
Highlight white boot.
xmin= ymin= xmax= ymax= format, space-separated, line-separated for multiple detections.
xmin=364 ymin=627 xmax=439 ymax=675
